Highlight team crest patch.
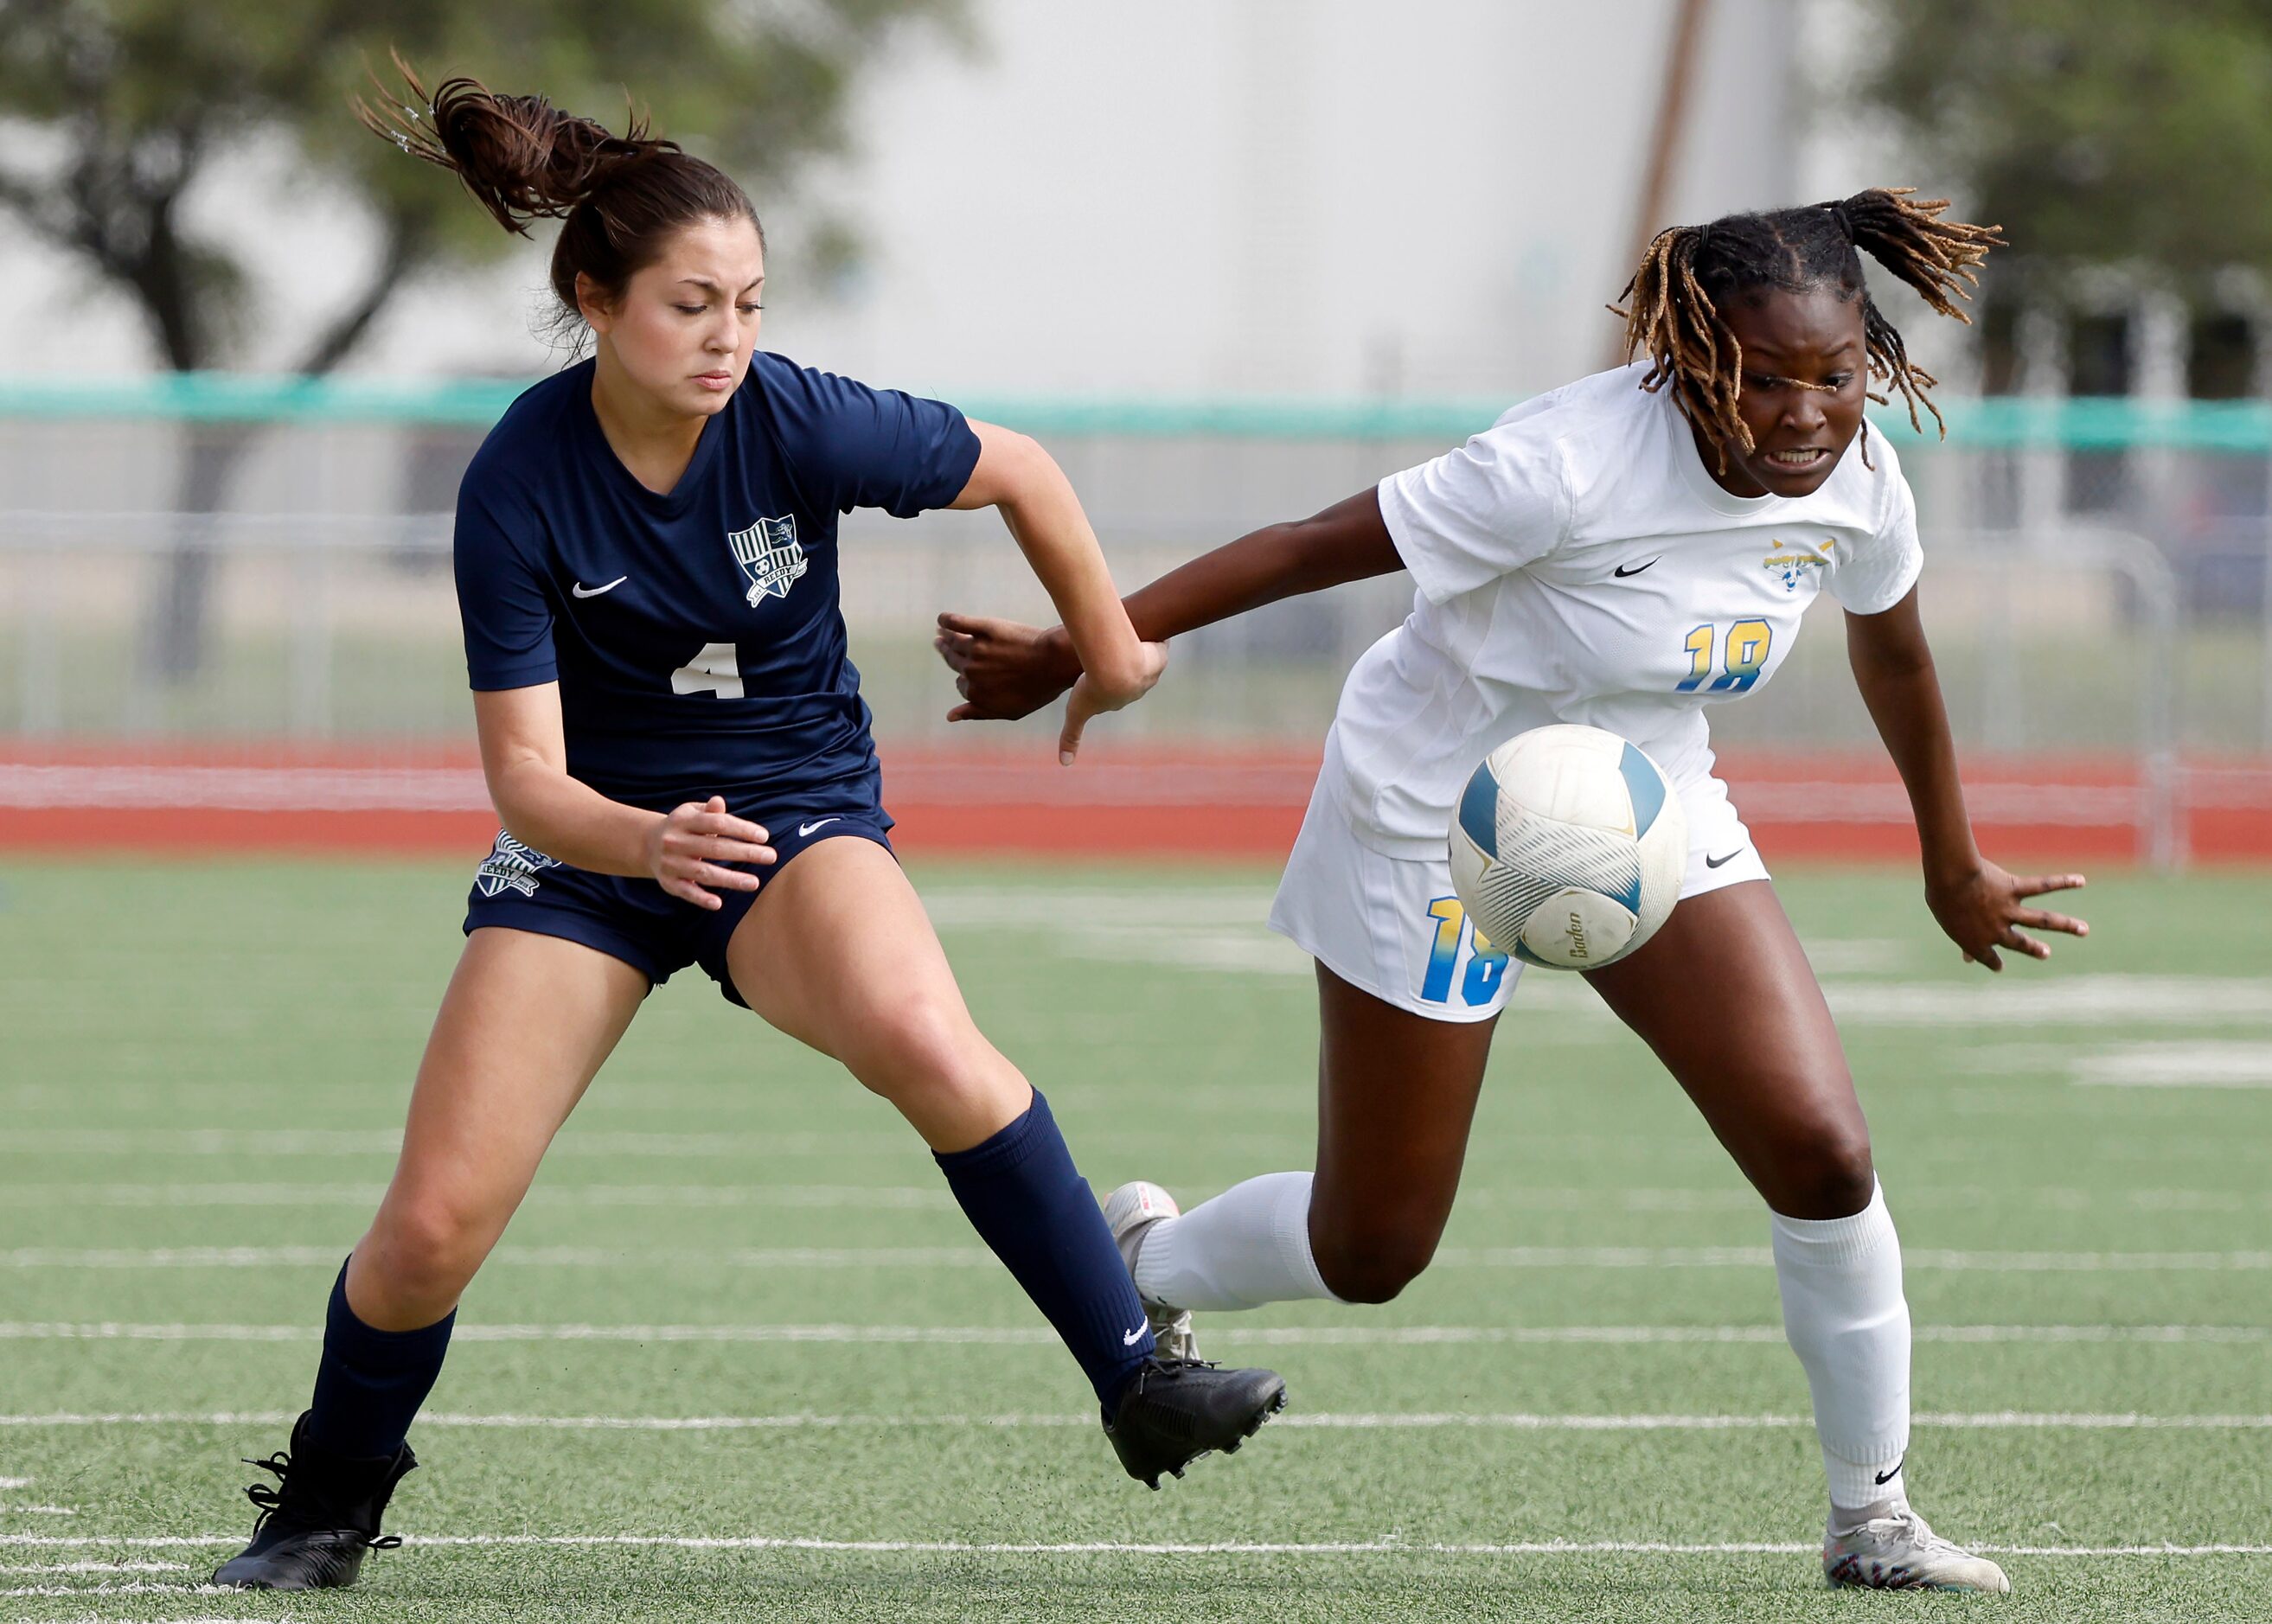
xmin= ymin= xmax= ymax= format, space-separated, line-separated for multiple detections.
xmin=729 ymin=515 xmax=808 ymax=605
xmin=475 ymin=831 xmax=560 ymax=898
xmin=1763 ymin=538 xmax=1831 ymax=593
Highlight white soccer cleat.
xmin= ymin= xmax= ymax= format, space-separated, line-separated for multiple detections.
xmin=1102 ymin=1180 xmax=1200 ymax=1362
xmin=1823 ymin=1501 xmax=2011 ymax=1594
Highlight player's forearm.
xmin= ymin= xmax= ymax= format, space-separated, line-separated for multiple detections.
xmin=1118 ymin=489 xmax=1405 ymax=644
xmin=1847 ymin=617 xmax=1981 ymax=884
xmin=486 ymin=760 xmax=665 ymax=879
xmin=993 ymin=455 xmax=1149 ymax=694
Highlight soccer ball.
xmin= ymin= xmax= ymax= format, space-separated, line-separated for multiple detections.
xmin=1448 ymin=725 xmax=1686 ymax=971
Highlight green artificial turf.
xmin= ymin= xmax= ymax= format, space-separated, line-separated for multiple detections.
xmin=1 ymin=859 xmax=2268 ymax=1621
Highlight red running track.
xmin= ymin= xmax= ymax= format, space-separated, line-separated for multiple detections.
xmin=2 ymin=741 xmax=2269 ymax=865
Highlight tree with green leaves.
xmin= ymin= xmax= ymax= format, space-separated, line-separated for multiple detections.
xmin=1859 ymin=0 xmax=2272 ymax=285
xmin=0 ymin=0 xmax=963 ymax=675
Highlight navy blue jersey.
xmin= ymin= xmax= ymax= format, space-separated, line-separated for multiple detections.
xmin=453 ymin=353 xmax=980 ymax=815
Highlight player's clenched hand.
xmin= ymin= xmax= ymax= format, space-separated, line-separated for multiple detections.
xmin=647 ymin=796 xmax=774 ymax=910
xmin=1925 ymin=861 xmax=2087 ymax=973
xmin=934 ymin=613 xmax=1082 ymax=720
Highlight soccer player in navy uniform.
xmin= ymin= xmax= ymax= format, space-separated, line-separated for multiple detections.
xmin=211 ymin=69 xmax=1284 ymax=1591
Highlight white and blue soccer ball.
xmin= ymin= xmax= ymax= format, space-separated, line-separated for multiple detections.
xmin=1448 ymin=725 xmax=1687 ymax=971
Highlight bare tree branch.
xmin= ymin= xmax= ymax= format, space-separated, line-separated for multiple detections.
xmin=290 ymin=214 xmax=431 ymax=377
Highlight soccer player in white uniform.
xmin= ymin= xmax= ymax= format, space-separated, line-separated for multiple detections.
xmin=938 ymin=189 xmax=2090 ymax=1594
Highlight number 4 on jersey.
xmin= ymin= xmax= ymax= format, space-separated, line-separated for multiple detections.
xmin=671 ymin=642 xmax=744 ymax=699
xmin=1676 ymin=619 xmax=1772 ymax=694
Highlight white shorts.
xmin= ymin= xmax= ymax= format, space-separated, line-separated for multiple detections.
xmin=1267 ymin=758 xmax=1770 ymax=1023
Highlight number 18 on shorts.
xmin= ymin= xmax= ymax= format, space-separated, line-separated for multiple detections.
xmin=1266 ymin=778 xmax=1523 ymax=1025
xmin=1420 ymin=896 xmax=1510 ymax=1008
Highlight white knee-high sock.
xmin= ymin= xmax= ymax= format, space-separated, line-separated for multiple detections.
xmin=1132 ymin=1171 xmax=1341 ymax=1310
xmin=1771 ymin=1177 xmax=1911 ymax=1514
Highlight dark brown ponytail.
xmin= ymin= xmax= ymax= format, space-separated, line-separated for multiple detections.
xmin=358 ymin=54 xmax=762 ymax=336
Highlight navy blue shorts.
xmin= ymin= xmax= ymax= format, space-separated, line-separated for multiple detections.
xmin=462 ymin=806 xmax=895 ymax=1007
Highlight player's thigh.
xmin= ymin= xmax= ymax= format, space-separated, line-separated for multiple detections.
xmin=359 ymin=928 xmax=646 ymax=1300
xmin=724 ymin=837 xmax=1024 ymax=1148
xmin=1309 ymin=963 xmax=1498 ymax=1300
xmin=1581 ymin=878 xmax=1872 ymax=1218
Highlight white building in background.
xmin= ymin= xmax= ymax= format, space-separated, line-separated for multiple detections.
xmin=0 ymin=0 xmax=1873 ymax=400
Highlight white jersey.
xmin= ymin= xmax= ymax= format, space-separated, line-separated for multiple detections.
xmin=1337 ymin=361 xmax=1923 ymax=859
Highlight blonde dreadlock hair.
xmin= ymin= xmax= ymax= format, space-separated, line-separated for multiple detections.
xmin=1613 ymin=188 xmax=2005 ymax=469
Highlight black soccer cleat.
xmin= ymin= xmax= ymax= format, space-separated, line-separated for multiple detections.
xmin=1104 ymin=1356 xmax=1287 ymax=1489
xmin=210 ymin=1411 xmax=416 ymax=1590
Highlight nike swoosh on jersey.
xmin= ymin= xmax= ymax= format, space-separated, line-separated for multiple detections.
xmin=1705 ymin=849 xmax=1743 ymax=869
xmin=1612 ymin=558 xmax=1661 ymax=578
xmin=796 ymin=817 xmax=842 ymax=838
xmin=571 ymin=576 xmax=628 ymax=598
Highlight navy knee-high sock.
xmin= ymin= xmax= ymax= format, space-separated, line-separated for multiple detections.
xmin=305 ymin=1261 xmax=455 ymax=1459
xmin=934 ymin=1090 xmax=1155 ymax=1411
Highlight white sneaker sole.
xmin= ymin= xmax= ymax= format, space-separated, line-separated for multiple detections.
xmin=1824 ymin=1544 xmax=2012 ymax=1594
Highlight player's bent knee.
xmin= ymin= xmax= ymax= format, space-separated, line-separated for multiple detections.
xmin=362 ymin=1195 xmax=498 ymax=1311
xmin=1311 ymin=1227 xmax=1439 ymax=1305
xmin=845 ymin=998 xmax=995 ymax=1103
xmin=1766 ymin=1122 xmax=1877 ymax=1219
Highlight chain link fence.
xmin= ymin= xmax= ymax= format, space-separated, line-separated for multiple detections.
xmin=1 ymin=381 xmax=2268 ymax=862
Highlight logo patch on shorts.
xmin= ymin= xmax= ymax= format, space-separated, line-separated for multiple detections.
xmin=729 ymin=515 xmax=808 ymax=605
xmin=476 ymin=831 xmax=560 ymax=898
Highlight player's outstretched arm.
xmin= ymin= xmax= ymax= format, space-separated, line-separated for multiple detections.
xmin=935 ymin=486 xmax=1404 ymax=726
xmin=1844 ymin=587 xmax=2088 ymax=971
xmin=949 ymin=420 xmax=1166 ymax=762
xmin=472 ymin=685 xmax=775 ymax=910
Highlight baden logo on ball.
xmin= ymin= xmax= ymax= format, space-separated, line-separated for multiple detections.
xmin=1447 ymin=725 xmax=1687 ymax=971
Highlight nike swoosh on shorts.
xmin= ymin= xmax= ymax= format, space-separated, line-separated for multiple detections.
xmin=572 ymin=576 xmax=628 ymax=598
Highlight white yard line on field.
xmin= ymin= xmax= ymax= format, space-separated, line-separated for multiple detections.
xmin=49 ymin=955 xmax=2265 ymax=1029
xmin=4 ymin=1180 xmax=2266 ymax=1213
xmin=10 ymin=1244 xmax=2270 ymax=1270
xmin=0 ymin=1320 xmax=2263 ymax=1347
xmin=1008 ymin=929 xmax=2272 ymax=1028
xmin=3 ymin=1532 xmax=2271 ymax=1561
xmin=1820 ymin=976 xmax=2272 ymax=1028
xmin=1466 ymin=1185 xmax=2272 ymax=1212
xmin=0 ymin=1246 xmax=995 ymax=1269
xmin=3 ymin=1410 xmax=2268 ymax=1431
xmin=0 ymin=1583 xmax=232 ymax=1597
xmin=824 ymin=897 xmax=2263 ymax=1021
xmin=0 ymin=1129 xmax=912 ymax=1157
xmin=0 ymin=1127 xmax=1309 ymax=1158
xmin=1431 ymin=1247 xmax=2272 ymax=1271
xmin=7 ymin=1126 xmax=2257 ymax=1169
xmin=2071 ymin=1042 xmax=2272 ymax=1089
xmin=0 ymin=1183 xmax=951 ymax=1210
